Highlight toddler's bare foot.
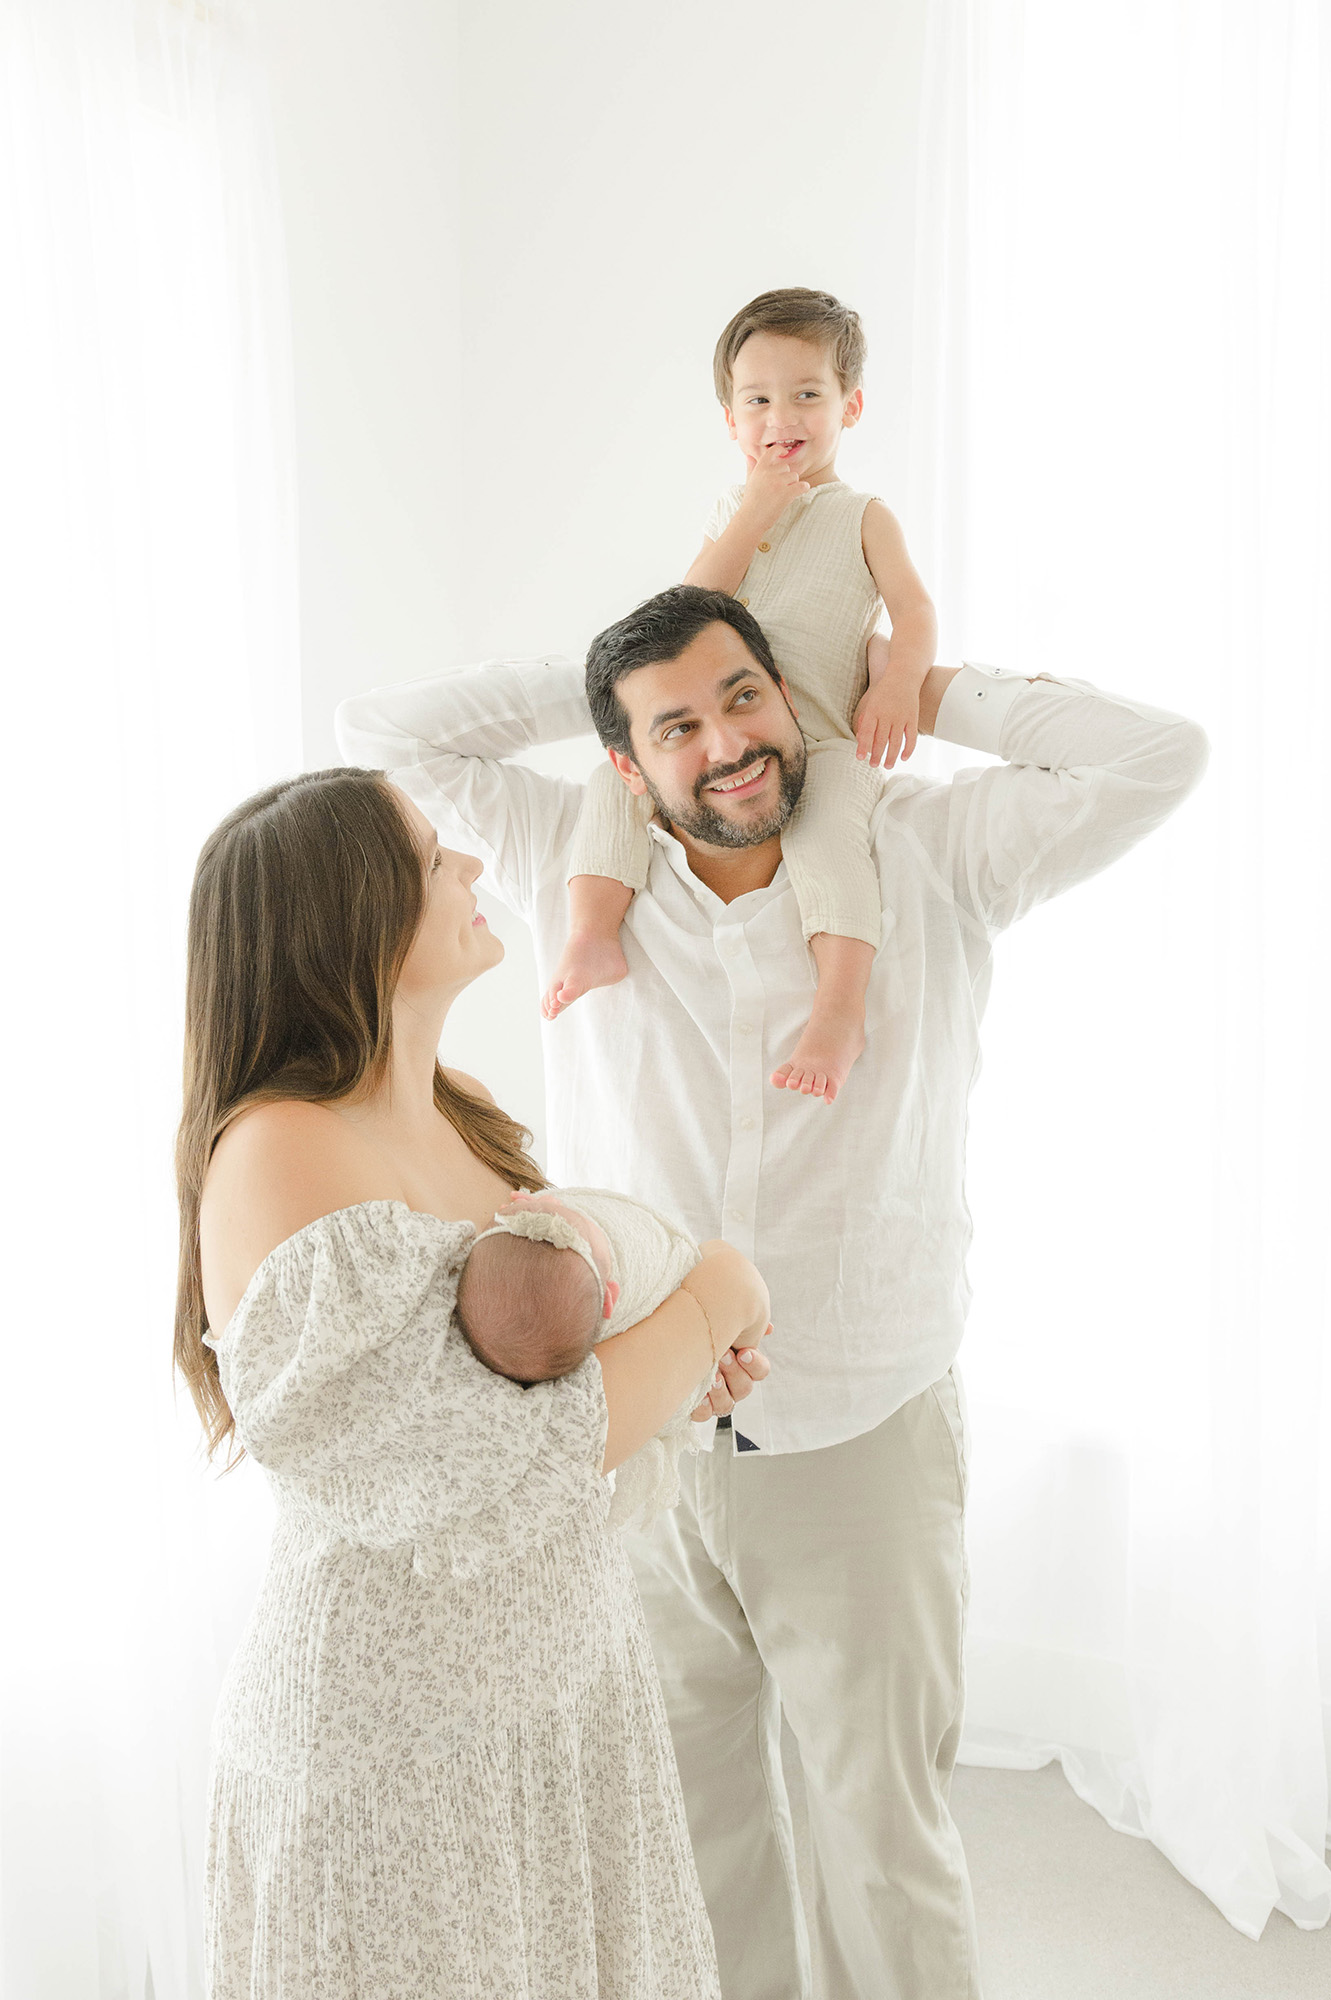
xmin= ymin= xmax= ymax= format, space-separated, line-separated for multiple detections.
xmin=770 ymin=1010 xmax=866 ymax=1104
xmin=541 ymin=933 xmax=629 ymax=1020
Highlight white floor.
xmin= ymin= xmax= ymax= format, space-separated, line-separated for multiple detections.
xmin=950 ymin=1761 xmax=1331 ymax=2000
xmin=779 ymin=1719 xmax=1329 ymax=1997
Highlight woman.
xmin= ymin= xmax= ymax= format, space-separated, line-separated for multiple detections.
xmin=175 ymin=768 xmax=771 ymax=1999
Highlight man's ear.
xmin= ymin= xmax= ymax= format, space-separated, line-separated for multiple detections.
xmin=777 ymin=672 xmax=800 ymax=721
xmin=608 ymin=747 xmax=649 ymax=797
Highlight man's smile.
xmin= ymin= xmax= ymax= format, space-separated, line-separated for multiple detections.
xmin=704 ymin=755 xmax=771 ymax=799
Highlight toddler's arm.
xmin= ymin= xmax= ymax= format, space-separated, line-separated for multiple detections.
xmin=853 ymin=502 xmax=939 ymax=768
xmin=683 ymin=442 xmax=814 ymax=594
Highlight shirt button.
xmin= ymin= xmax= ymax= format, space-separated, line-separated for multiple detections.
xmin=731 ymin=1208 xmax=747 ymax=1223
xmin=757 ymin=542 xmax=771 ymax=553
xmin=739 ymin=1115 xmax=756 ymax=1131
xmin=738 ymin=596 xmax=750 ymax=607
xmin=736 ymin=1021 xmax=755 ymax=1035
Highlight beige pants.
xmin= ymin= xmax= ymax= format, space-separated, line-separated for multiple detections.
xmin=622 ymin=1371 xmax=981 ymax=2000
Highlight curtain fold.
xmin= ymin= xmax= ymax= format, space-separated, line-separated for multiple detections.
xmin=0 ymin=4 xmax=296 ymax=1993
xmin=908 ymin=0 xmax=1331 ymax=1940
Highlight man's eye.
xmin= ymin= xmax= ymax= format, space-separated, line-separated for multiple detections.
xmin=662 ymin=722 xmax=692 ymax=742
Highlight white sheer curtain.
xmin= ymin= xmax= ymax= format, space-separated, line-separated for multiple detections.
xmin=0 ymin=3 xmax=296 ymax=1993
xmin=904 ymin=0 xmax=1330 ymax=1939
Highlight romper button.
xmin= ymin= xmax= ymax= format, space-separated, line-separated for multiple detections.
xmin=738 ymin=597 xmax=750 ymax=607
xmin=757 ymin=542 xmax=771 ymax=553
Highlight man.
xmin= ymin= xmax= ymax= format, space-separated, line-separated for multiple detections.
xmin=336 ymin=587 xmax=1207 ymax=1999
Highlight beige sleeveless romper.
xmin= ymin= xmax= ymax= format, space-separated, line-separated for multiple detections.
xmin=568 ymin=480 xmax=887 ymax=949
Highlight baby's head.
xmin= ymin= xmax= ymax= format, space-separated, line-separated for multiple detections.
xmin=713 ymin=288 xmax=867 ymax=485
xmin=456 ymin=1194 xmax=619 ymax=1387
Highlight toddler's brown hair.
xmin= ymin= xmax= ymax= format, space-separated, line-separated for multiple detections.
xmin=712 ymin=288 xmax=866 ymax=407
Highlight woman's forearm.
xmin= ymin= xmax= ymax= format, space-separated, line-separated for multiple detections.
xmin=596 ymin=1245 xmax=767 ymax=1473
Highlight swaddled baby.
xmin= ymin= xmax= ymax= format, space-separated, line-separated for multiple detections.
xmin=456 ymin=1188 xmax=716 ymax=1530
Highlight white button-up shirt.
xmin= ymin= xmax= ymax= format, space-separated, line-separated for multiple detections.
xmin=336 ymin=661 xmax=1207 ymax=1456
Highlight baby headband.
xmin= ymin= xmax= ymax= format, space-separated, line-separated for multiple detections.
xmin=471 ymin=1207 xmax=605 ymax=1292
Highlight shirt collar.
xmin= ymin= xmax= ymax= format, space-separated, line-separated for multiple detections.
xmin=647 ymin=820 xmax=790 ymax=921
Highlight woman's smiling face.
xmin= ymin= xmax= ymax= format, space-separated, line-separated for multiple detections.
xmin=393 ymin=790 xmax=504 ymax=1000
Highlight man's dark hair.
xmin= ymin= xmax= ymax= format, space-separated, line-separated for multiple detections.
xmin=585 ymin=585 xmax=782 ymax=756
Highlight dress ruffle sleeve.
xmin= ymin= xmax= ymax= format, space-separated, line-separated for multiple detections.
xmin=208 ymin=1201 xmax=610 ymax=1580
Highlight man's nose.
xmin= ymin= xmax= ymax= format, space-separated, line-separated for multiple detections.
xmin=699 ymin=716 xmax=753 ymax=766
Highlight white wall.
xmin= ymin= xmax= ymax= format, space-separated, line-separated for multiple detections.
xmin=260 ymin=0 xmax=463 ymax=774
xmin=452 ymin=0 xmax=930 ymax=665
xmin=263 ymin=0 xmax=934 ymax=1156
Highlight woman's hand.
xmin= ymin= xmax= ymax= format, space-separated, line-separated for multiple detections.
xmin=682 ymin=1240 xmax=772 ymax=1421
xmin=689 ymin=1332 xmax=771 ymax=1422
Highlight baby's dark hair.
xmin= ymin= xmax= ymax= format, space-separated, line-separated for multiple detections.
xmin=456 ymin=1231 xmax=602 ymax=1386
xmin=713 ymin=287 xmax=866 ymax=406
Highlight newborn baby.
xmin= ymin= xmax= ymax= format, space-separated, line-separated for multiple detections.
xmin=456 ymin=1187 xmax=717 ymax=1529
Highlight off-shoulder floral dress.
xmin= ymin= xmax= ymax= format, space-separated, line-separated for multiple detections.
xmin=203 ymin=1201 xmax=719 ymax=1999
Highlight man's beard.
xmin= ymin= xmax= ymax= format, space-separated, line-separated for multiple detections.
xmin=641 ymin=739 xmax=807 ymax=850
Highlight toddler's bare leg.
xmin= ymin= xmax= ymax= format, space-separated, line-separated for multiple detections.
xmin=770 ymin=935 xmax=873 ymax=1103
xmin=542 ymin=875 xmax=634 ymax=1019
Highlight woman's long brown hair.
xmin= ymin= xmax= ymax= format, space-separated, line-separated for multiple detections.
xmin=174 ymin=768 xmax=544 ymax=1460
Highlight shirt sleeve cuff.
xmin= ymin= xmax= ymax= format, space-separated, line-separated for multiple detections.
xmin=932 ymin=662 xmax=1032 ymax=756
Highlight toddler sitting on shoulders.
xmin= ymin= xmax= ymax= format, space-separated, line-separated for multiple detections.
xmin=542 ymin=285 xmax=938 ymax=1104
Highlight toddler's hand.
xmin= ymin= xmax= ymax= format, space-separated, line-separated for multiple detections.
xmin=738 ymin=441 xmax=812 ymax=536
xmin=854 ymin=671 xmax=920 ymax=768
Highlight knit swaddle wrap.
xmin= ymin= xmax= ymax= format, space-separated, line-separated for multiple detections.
xmin=557 ymin=1187 xmax=716 ymax=1532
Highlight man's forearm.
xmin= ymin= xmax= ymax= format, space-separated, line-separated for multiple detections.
xmin=916 ymin=664 xmax=963 ymax=736
xmin=335 ymin=656 xmax=592 ymax=771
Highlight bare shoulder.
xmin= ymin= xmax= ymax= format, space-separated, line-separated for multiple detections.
xmin=201 ymin=1101 xmax=398 ymax=1331
xmin=861 ymin=499 xmax=932 ymax=607
xmin=442 ymin=1067 xmax=496 ymax=1105
xmin=860 ymin=496 xmax=905 ymax=547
